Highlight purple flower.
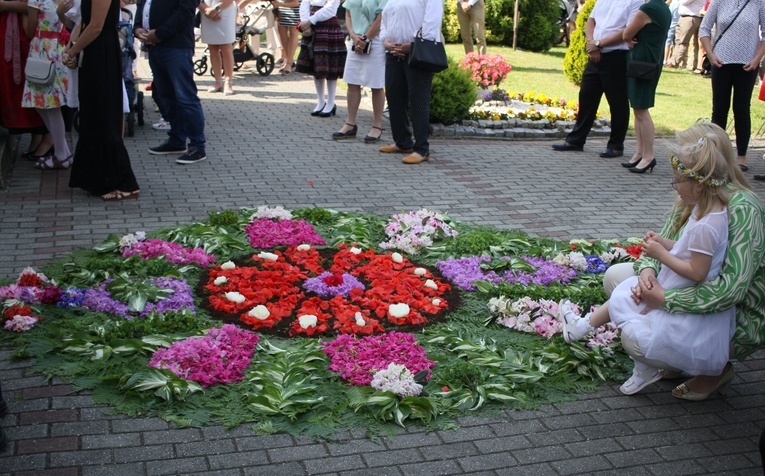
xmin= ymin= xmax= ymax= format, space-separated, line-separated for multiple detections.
xmin=78 ymin=277 xmax=195 ymax=319
xmin=585 ymin=255 xmax=608 ymax=274
xmin=436 ymin=255 xmax=577 ymax=291
xmin=122 ymin=239 xmax=216 ymax=267
xmin=303 ymin=272 xmax=365 ymax=298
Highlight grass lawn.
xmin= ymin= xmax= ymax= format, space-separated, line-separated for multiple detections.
xmin=445 ymin=44 xmax=765 ymax=139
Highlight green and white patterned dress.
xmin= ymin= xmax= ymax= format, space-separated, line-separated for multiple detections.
xmin=635 ymin=186 xmax=765 ymax=360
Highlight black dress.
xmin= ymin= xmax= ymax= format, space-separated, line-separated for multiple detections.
xmin=69 ymin=0 xmax=139 ymax=196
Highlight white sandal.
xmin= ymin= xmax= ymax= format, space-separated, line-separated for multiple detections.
xmin=619 ymin=365 xmax=662 ymax=395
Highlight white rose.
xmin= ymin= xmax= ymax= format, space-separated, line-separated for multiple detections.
xmin=391 ymin=253 xmax=403 ymax=263
xmin=224 ymin=292 xmax=245 ymax=303
xmin=258 ymin=252 xmax=278 ymax=261
xmin=298 ymin=314 xmax=318 ymax=329
xmin=424 ymin=279 xmax=438 ymax=290
xmin=297 ymin=244 xmax=311 ymax=251
xmin=221 ymin=261 xmax=236 ymax=270
xmin=413 ymin=267 xmax=427 ymax=276
xmin=248 ymin=305 xmax=270 ymax=320
xmin=135 ymin=231 xmax=146 ymax=241
xmin=354 ymin=312 xmax=366 ymax=327
xmin=349 ymin=247 xmax=362 ymax=255
xmin=213 ymin=276 xmax=228 ymax=286
xmin=432 ymin=298 xmax=441 ymax=306
xmin=388 ymin=303 xmax=410 ymax=318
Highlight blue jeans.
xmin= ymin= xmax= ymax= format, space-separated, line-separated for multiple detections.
xmin=148 ymin=47 xmax=206 ymax=150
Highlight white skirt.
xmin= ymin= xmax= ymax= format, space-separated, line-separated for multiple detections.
xmin=610 ymin=276 xmax=735 ymax=375
xmin=342 ymin=36 xmax=385 ymax=89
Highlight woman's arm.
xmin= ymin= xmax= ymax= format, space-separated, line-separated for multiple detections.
xmin=23 ymin=5 xmax=38 ymax=40
xmin=307 ymin=0 xmax=338 ymax=24
xmin=0 ymin=1 xmax=29 ymax=14
xmin=65 ymin=0 xmax=109 ymax=56
xmin=420 ymin=0 xmax=442 ymax=41
xmin=644 ymin=236 xmax=713 ymax=282
xmin=623 ymin=10 xmax=650 ymax=43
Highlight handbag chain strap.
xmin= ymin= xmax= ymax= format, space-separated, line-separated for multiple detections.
xmin=711 ymin=0 xmax=750 ymax=50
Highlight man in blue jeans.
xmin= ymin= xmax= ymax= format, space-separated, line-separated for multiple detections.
xmin=135 ymin=0 xmax=207 ymax=164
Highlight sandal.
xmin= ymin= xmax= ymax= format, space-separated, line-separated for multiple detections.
xmin=208 ymin=81 xmax=224 ymax=93
xmin=619 ymin=365 xmax=662 ymax=395
xmin=34 ymin=154 xmax=72 ymax=170
xmin=364 ymin=126 xmax=384 ymax=143
xmin=101 ymin=190 xmax=140 ymax=201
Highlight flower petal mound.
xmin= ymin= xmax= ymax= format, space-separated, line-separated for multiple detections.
xmin=148 ymin=324 xmax=260 ymax=387
xmin=202 ymin=245 xmax=457 ymax=337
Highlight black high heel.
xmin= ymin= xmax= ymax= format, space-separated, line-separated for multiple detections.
xmin=310 ymin=108 xmax=323 ymax=117
xmin=28 ymin=145 xmax=54 ymax=161
xmin=628 ymin=158 xmax=656 ymax=174
xmin=332 ymin=123 xmax=357 ymax=140
xmin=621 ymin=156 xmax=641 ymax=168
xmin=318 ymin=105 xmax=336 ymax=117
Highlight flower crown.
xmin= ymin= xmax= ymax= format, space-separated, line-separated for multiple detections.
xmin=670 ymin=154 xmax=727 ymax=188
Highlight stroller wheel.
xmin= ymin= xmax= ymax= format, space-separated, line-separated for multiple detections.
xmin=193 ymin=57 xmax=208 ymax=76
xmin=256 ymin=53 xmax=275 ymax=76
xmin=136 ymin=91 xmax=144 ymax=126
xmin=126 ymin=112 xmax=135 ymax=137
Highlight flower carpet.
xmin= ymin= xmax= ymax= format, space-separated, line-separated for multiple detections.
xmin=0 ymin=206 xmax=639 ymax=437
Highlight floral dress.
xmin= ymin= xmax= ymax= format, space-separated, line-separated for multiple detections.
xmin=21 ymin=0 xmax=70 ymax=109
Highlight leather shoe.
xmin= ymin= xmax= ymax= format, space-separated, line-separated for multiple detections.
xmin=754 ymin=174 xmax=765 ymax=181
xmin=552 ymin=142 xmax=583 ymax=152
xmin=402 ymin=152 xmax=429 ymax=164
xmin=600 ymin=148 xmax=624 ymax=158
xmin=379 ymin=144 xmax=413 ymax=154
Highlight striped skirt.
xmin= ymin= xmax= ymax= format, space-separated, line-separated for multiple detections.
xmin=295 ymin=7 xmax=346 ymax=79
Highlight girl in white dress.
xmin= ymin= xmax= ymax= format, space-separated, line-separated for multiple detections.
xmin=560 ymin=135 xmax=735 ymax=395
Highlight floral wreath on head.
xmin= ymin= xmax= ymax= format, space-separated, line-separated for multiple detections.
xmin=670 ymin=154 xmax=727 ymax=188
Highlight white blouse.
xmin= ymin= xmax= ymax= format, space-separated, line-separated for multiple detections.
xmin=700 ymin=0 xmax=765 ymax=65
xmin=379 ymin=0 xmax=443 ymax=43
xmin=299 ymin=0 xmax=340 ymax=23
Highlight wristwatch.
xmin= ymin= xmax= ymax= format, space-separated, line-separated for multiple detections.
xmin=215 ymin=5 xmax=221 ymax=12
xmin=594 ymin=40 xmax=601 ymax=48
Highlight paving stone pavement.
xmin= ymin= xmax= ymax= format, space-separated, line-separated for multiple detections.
xmin=1 ymin=55 xmax=765 ymax=476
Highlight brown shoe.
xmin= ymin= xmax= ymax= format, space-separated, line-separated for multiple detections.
xmin=402 ymin=152 xmax=429 ymax=164
xmin=379 ymin=144 xmax=413 ymax=154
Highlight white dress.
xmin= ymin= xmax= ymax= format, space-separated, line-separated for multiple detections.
xmin=610 ymin=208 xmax=735 ymax=375
xmin=200 ymin=0 xmax=236 ymax=45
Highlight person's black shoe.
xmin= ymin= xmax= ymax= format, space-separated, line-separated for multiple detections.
xmin=149 ymin=140 xmax=186 ymax=155
xmin=754 ymin=174 xmax=765 ymax=181
xmin=176 ymin=148 xmax=207 ymax=165
xmin=552 ymin=142 xmax=583 ymax=152
xmin=600 ymin=148 xmax=624 ymax=158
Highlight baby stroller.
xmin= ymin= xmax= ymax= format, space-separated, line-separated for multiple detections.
xmin=193 ymin=2 xmax=275 ymax=76
xmin=118 ymin=7 xmax=144 ymax=136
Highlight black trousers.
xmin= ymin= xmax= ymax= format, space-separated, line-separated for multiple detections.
xmin=384 ymin=53 xmax=434 ymax=155
xmin=566 ymin=50 xmax=630 ymax=151
xmin=711 ymin=63 xmax=758 ymax=157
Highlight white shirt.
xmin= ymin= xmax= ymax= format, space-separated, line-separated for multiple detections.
xmin=299 ymin=0 xmax=340 ymax=23
xmin=700 ymin=0 xmax=765 ymax=65
xmin=678 ymin=0 xmax=706 ymax=17
xmin=380 ymin=0 xmax=443 ymax=43
xmin=590 ymin=0 xmax=643 ymax=52
xmin=142 ymin=0 xmax=152 ymax=30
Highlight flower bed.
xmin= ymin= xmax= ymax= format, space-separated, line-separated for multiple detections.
xmin=0 ymin=206 xmax=638 ymax=437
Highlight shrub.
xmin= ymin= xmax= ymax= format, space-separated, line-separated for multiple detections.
xmin=442 ymin=1 xmax=461 ymax=44
xmin=483 ymin=0 xmax=560 ymax=52
xmin=563 ymin=0 xmax=595 ymax=85
xmin=429 ymin=57 xmax=477 ymax=124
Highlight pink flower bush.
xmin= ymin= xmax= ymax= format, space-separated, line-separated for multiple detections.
xmin=148 ymin=324 xmax=260 ymax=387
xmin=244 ymin=218 xmax=326 ymax=249
xmin=4 ymin=315 xmax=39 ymax=332
xmin=460 ymin=53 xmax=512 ymax=88
xmin=322 ymin=332 xmax=435 ymax=386
xmin=121 ymin=239 xmax=216 ymax=267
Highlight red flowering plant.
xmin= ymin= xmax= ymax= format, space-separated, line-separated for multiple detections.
xmin=459 ymin=53 xmax=512 ymax=89
xmin=0 ymin=267 xmax=60 ymax=332
xmin=201 ymin=244 xmax=457 ymax=337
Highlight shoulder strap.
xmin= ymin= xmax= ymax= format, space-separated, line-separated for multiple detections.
xmin=712 ymin=0 xmax=750 ymax=49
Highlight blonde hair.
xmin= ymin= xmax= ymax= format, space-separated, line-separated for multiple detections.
xmin=670 ymin=123 xmax=746 ymax=233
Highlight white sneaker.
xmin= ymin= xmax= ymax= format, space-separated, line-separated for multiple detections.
xmin=152 ymin=118 xmax=170 ymax=131
xmin=558 ymin=300 xmax=593 ymax=343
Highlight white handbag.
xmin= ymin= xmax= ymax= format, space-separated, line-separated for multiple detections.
xmin=25 ymin=58 xmax=55 ymax=85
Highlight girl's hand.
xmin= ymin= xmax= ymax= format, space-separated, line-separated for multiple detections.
xmin=62 ymin=50 xmax=78 ymax=69
xmin=643 ymin=230 xmax=658 ymax=242
xmin=641 ymin=237 xmax=666 ymax=260
xmin=708 ymin=53 xmax=723 ymax=68
xmin=299 ymin=20 xmax=312 ymax=35
xmin=639 ymin=275 xmax=665 ymax=309
xmin=56 ymin=0 xmax=74 ymax=15
xmin=744 ymin=58 xmax=762 ymax=72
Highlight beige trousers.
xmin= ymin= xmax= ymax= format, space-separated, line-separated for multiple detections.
xmin=672 ymin=16 xmax=701 ymax=70
xmin=456 ymin=0 xmax=486 ymax=55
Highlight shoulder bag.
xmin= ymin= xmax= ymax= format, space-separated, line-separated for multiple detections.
xmin=626 ymin=59 xmax=658 ymax=81
xmin=408 ymin=29 xmax=448 ymax=73
xmin=25 ymin=57 xmax=55 ymax=85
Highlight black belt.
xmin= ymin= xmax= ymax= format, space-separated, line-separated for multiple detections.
xmin=680 ymin=15 xmax=701 ymax=18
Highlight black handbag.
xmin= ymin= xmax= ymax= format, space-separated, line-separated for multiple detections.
xmin=626 ymin=60 xmax=658 ymax=81
xmin=408 ymin=29 xmax=448 ymax=73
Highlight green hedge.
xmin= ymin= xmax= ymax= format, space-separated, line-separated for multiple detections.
xmin=563 ymin=0 xmax=595 ymax=85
